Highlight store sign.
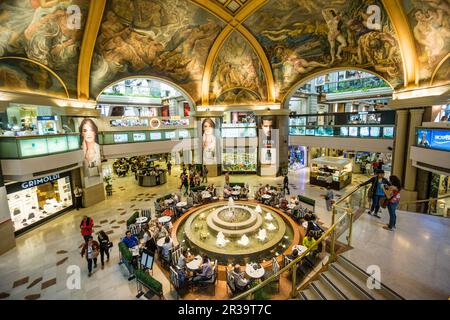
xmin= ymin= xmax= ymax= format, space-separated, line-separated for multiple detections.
xmin=37 ymin=116 xmax=57 ymax=121
xmin=21 ymin=174 xmax=60 ymax=189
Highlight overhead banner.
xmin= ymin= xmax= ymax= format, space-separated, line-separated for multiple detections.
xmin=200 ymin=118 xmax=221 ymax=165
xmin=78 ymin=118 xmax=103 ymax=187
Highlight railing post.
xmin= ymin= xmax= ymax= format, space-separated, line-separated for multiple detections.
xmin=347 ymin=209 xmax=354 ymax=247
xmin=363 ymin=186 xmax=368 ymax=209
xmin=291 ymin=263 xmax=298 ymax=299
xmin=330 ymin=207 xmax=336 ymax=262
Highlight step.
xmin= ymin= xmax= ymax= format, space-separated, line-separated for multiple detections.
xmin=325 ymin=267 xmax=372 ymax=300
xmin=312 ymin=275 xmax=346 ymax=300
xmin=300 ymin=285 xmax=324 ymax=300
xmin=336 ymin=256 xmax=404 ymax=300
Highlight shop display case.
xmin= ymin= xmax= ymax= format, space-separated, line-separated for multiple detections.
xmin=310 ymin=157 xmax=353 ymax=190
xmin=222 ymin=148 xmax=257 ymax=172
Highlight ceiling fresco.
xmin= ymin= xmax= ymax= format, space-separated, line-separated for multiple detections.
xmin=0 ymin=58 xmax=67 ymax=98
xmin=244 ymin=0 xmax=404 ymax=98
xmin=0 ymin=0 xmax=89 ymax=97
xmin=401 ymin=0 xmax=450 ymax=85
xmin=89 ymin=0 xmax=225 ymax=102
xmin=209 ymin=31 xmax=267 ymax=104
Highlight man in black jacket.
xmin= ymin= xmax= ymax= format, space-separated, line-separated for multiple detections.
xmin=283 ymin=174 xmax=290 ymax=195
xmin=360 ymin=169 xmax=390 ymax=218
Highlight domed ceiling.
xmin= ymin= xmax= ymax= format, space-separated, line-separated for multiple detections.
xmin=0 ymin=0 xmax=448 ymax=105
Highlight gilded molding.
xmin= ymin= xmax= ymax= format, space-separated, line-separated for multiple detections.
xmin=77 ymin=0 xmax=107 ymax=100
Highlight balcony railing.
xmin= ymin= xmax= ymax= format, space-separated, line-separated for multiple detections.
xmin=289 ymin=125 xmax=395 ymax=139
xmin=317 ymin=77 xmax=389 ymax=94
xmin=0 ymin=134 xmax=80 ymax=159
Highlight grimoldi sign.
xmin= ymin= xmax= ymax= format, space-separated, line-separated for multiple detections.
xmin=5 ymin=171 xmax=71 ymax=194
xmin=21 ymin=174 xmax=60 ymax=189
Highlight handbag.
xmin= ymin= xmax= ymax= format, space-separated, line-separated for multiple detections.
xmin=379 ymin=197 xmax=389 ymax=209
xmin=93 ymin=250 xmax=99 ymax=258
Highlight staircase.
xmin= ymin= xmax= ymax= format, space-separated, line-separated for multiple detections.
xmin=298 ymin=255 xmax=404 ymax=300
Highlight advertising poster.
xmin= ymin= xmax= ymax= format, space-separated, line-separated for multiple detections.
xmin=78 ymin=118 xmax=103 ymax=188
xmin=259 ymin=116 xmax=278 ymax=166
xmin=200 ymin=118 xmax=221 ymax=165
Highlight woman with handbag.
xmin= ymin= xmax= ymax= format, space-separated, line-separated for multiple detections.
xmin=382 ymin=175 xmax=402 ymax=231
xmin=97 ymin=230 xmax=111 ymax=269
xmin=81 ymin=236 xmax=100 ymax=277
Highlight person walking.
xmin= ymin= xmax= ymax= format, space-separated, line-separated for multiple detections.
xmin=283 ymin=174 xmax=290 ymax=195
xmin=97 ymin=230 xmax=110 ymax=269
xmin=81 ymin=236 xmax=100 ymax=277
xmin=167 ymin=161 xmax=172 ymax=176
xmin=183 ymin=173 xmax=189 ymax=196
xmin=360 ymin=169 xmax=390 ymax=218
xmin=80 ymin=216 xmax=94 ymax=242
xmin=74 ymin=186 xmax=83 ymax=210
xmin=201 ymin=165 xmax=208 ymax=183
xmin=224 ymin=172 xmax=230 ymax=186
xmin=383 ymin=175 xmax=401 ymax=231
xmin=325 ymin=186 xmax=334 ymax=211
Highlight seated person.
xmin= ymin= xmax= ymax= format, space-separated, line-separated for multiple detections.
xmin=223 ymin=186 xmax=232 ymax=198
xmin=191 ymin=255 xmax=213 ymax=283
xmin=303 ymin=232 xmax=319 ymax=256
xmin=156 ymin=223 xmax=169 ymax=239
xmin=279 ymin=198 xmax=289 ymax=211
xmin=254 ymin=189 xmax=262 ymax=201
xmin=160 ymin=236 xmax=173 ymax=261
xmin=240 ymin=187 xmax=249 ymax=199
xmin=177 ymin=249 xmax=193 ymax=271
xmin=172 ymin=193 xmax=179 ymax=204
xmin=122 ymin=231 xmax=139 ymax=249
xmin=287 ymin=248 xmax=299 ymax=261
xmin=231 ymin=264 xmax=249 ymax=292
xmin=186 ymin=194 xmax=194 ymax=208
xmin=263 ymin=184 xmax=270 ymax=193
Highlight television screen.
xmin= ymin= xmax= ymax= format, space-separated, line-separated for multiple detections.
xmin=430 ymin=129 xmax=450 ymax=151
xmin=113 ymin=134 xmax=128 ymax=143
xmin=417 ymin=129 xmax=431 ymax=148
xmin=165 ymin=131 xmax=176 ymax=139
xmin=305 ymin=129 xmax=315 ymax=135
xmin=179 ymin=130 xmax=189 ymax=138
xmin=370 ymin=127 xmax=380 ymax=137
xmin=133 ymin=133 xmax=146 ymax=142
xmin=340 ymin=127 xmax=349 ymax=136
xmin=150 ymin=132 xmax=162 ymax=140
xmin=349 ymin=127 xmax=358 ymax=137
xmin=360 ymin=127 xmax=370 ymax=137
xmin=383 ymin=127 xmax=394 ymax=138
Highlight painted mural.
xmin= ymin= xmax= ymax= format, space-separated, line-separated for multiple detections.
xmin=0 ymin=58 xmax=67 ymax=97
xmin=215 ymin=88 xmax=262 ymax=105
xmin=209 ymin=31 xmax=267 ymax=104
xmin=432 ymin=56 xmax=450 ymax=85
xmin=0 ymin=0 xmax=89 ymax=97
xmin=402 ymin=0 xmax=450 ymax=84
xmin=90 ymin=0 xmax=224 ymax=102
xmin=244 ymin=0 xmax=404 ymax=97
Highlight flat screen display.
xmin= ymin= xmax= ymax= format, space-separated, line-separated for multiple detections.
xmin=150 ymin=132 xmax=162 ymax=140
xmin=179 ymin=130 xmax=189 ymax=138
xmin=305 ymin=129 xmax=315 ymax=136
xmin=383 ymin=127 xmax=394 ymax=138
xmin=340 ymin=127 xmax=349 ymax=136
xmin=417 ymin=128 xmax=450 ymax=151
xmin=165 ymin=131 xmax=176 ymax=139
xmin=360 ymin=127 xmax=370 ymax=137
xmin=349 ymin=127 xmax=358 ymax=137
xmin=370 ymin=127 xmax=380 ymax=137
xmin=113 ymin=134 xmax=128 ymax=143
xmin=133 ymin=133 xmax=146 ymax=142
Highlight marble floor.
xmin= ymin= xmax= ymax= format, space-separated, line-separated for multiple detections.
xmin=0 ymin=165 xmax=448 ymax=300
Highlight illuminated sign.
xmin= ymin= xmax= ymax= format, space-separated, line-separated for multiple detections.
xmin=21 ymin=174 xmax=60 ymax=189
xmin=417 ymin=128 xmax=450 ymax=152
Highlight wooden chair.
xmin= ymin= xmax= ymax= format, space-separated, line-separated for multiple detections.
xmin=171 ymin=246 xmax=183 ymax=268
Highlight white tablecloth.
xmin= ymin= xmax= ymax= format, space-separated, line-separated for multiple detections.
xmin=186 ymin=255 xmax=203 ymax=271
xmin=156 ymin=237 xmax=172 ymax=247
xmin=176 ymin=201 xmax=187 ymax=207
xmin=262 ymin=194 xmax=272 ymax=199
xmin=292 ymin=245 xmax=308 ymax=255
xmin=158 ymin=216 xmax=171 ymax=224
xmin=136 ymin=217 xmax=148 ymax=224
xmin=245 ymin=263 xmax=265 ymax=279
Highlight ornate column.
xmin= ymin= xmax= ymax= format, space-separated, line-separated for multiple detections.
xmin=391 ymin=110 xmax=409 ymax=183
xmin=404 ymin=108 xmax=424 ymax=192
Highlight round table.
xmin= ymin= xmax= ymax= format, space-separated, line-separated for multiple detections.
xmin=245 ymin=263 xmax=265 ymax=279
xmin=287 ymin=204 xmax=295 ymax=209
xmin=233 ymin=186 xmax=241 ymax=190
xmin=156 ymin=237 xmax=172 ymax=247
xmin=262 ymin=194 xmax=272 ymax=200
xmin=158 ymin=216 xmax=172 ymax=224
xmin=202 ymin=192 xmax=212 ymax=199
xmin=231 ymin=191 xmax=240 ymax=196
xmin=302 ymin=221 xmax=308 ymax=229
xmin=176 ymin=201 xmax=187 ymax=208
xmin=186 ymin=255 xmax=203 ymax=271
xmin=292 ymin=244 xmax=308 ymax=255
xmin=135 ymin=216 xmax=148 ymax=224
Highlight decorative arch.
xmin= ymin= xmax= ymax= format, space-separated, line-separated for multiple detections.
xmin=281 ymin=66 xmax=395 ymax=108
xmin=94 ymin=75 xmax=196 ymax=107
xmin=430 ymin=54 xmax=450 ymax=86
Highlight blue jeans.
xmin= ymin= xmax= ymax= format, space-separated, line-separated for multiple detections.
xmin=370 ymin=195 xmax=384 ymax=215
xmin=387 ymin=202 xmax=398 ymax=228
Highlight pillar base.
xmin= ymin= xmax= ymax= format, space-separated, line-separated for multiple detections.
xmin=0 ymin=220 xmax=16 ymax=255
xmin=83 ymin=183 xmax=106 ymax=207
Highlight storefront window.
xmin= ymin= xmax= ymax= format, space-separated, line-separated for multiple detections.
xmin=6 ymin=173 xmax=73 ymax=233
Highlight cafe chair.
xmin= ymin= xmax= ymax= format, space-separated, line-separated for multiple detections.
xmin=264 ymin=257 xmax=280 ymax=293
xmin=171 ymin=246 xmax=183 ymax=268
xmin=195 ymin=259 xmax=218 ymax=296
xmin=141 ymin=208 xmax=151 ymax=220
xmin=226 ymin=268 xmax=237 ymax=296
xmin=169 ymin=266 xmax=186 ymax=299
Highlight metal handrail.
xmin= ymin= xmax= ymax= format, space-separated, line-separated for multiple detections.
xmin=398 ymin=194 xmax=450 ymax=205
xmin=232 ymin=184 xmax=368 ymax=300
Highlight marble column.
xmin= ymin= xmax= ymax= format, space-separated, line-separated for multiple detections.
xmin=0 ymin=164 xmax=16 ymax=255
xmin=404 ymin=108 xmax=424 ymax=192
xmin=277 ymin=115 xmax=290 ymax=176
xmin=391 ymin=110 xmax=409 ymax=184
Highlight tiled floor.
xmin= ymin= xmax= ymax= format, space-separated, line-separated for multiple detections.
xmin=0 ymin=165 xmax=448 ymax=300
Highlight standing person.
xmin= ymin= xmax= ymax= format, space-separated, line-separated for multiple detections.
xmin=326 ymin=174 xmax=333 ymax=189
xmin=325 ymin=186 xmax=334 ymax=211
xmin=383 ymin=175 xmax=401 ymax=231
xmin=360 ymin=169 xmax=390 ymax=218
xmin=97 ymin=230 xmax=110 ymax=270
xmin=167 ymin=161 xmax=172 ymax=176
xmin=201 ymin=165 xmax=208 ymax=183
xmin=183 ymin=173 xmax=189 ymax=196
xmin=74 ymin=186 xmax=83 ymax=210
xmin=179 ymin=171 xmax=186 ymax=190
xmin=80 ymin=216 xmax=94 ymax=242
xmin=283 ymin=174 xmax=290 ymax=195
xmin=377 ymin=159 xmax=384 ymax=171
xmin=81 ymin=236 xmax=100 ymax=277
xmin=224 ymin=172 xmax=230 ymax=186
xmin=365 ymin=162 xmax=372 ymax=176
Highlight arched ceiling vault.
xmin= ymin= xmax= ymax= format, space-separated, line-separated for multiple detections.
xmin=1 ymin=0 xmax=448 ymax=106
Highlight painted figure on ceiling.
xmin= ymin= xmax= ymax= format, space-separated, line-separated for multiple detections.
xmin=322 ymin=8 xmax=347 ymax=64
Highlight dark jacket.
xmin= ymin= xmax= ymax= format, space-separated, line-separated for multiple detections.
xmin=97 ymin=233 xmax=110 ymax=250
xmin=361 ymin=176 xmax=390 ymax=198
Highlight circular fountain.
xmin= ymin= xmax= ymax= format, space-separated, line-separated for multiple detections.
xmin=175 ymin=200 xmax=296 ymax=265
